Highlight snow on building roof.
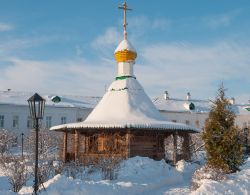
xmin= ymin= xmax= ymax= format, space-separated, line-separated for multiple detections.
xmin=153 ymin=97 xmax=210 ymax=113
xmin=114 ymin=39 xmax=136 ymax=53
xmin=51 ymin=77 xmax=198 ymax=132
xmin=0 ymin=90 xmax=99 ymax=108
xmin=153 ymin=96 xmax=250 ymax=116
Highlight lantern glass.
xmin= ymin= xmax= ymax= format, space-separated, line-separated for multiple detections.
xmin=27 ymin=93 xmax=45 ymax=119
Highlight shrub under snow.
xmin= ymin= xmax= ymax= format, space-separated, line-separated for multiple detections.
xmin=191 ymin=164 xmax=227 ymax=190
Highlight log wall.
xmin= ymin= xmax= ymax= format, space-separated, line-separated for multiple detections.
xmin=129 ymin=133 xmax=165 ymax=160
xmin=62 ymin=129 xmax=193 ymax=164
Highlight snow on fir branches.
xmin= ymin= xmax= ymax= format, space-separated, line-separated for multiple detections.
xmin=202 ymin=84 xmax=243 ymax=173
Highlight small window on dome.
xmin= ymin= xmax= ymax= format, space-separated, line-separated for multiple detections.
xmin=245 ymin=107 xmax=250 ymax=112
xmin=51 ymin=96 xmax=61 ymax=103
xmin=189 ymin=102 xmax=195 ymax=110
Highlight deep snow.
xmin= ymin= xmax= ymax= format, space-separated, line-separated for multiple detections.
xmin=1 ymin=156 xmax=250 ymax=195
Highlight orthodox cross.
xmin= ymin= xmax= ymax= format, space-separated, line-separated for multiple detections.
xmin=119 ymin=2 xmax=132 ymax=39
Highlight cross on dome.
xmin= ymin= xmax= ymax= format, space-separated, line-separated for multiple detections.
xmin=115 ymin=1 xmax=137 ymax=64
xmin=118 ymin=1 xmax=132 ymax=40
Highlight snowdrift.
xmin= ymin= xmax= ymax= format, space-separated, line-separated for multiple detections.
xmin=1 ymin=157 xmax=250 ymax=194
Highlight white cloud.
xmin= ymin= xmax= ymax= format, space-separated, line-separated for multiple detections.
xmin=90 ymin=16 xmax=172 ymax=56
xmin=204 ymin=15 xmax=231 ymax=28
xmin=0 ymin=57 xmax=115 ymax=96
xmin=136 ymin=41 xmax=250 ymax=100
xmin=128 ymin=15 xmax=171 ymax=31
xmin=0 ymin=36 xmax=64 ymax=56
xmin=0 ymin=40 xmax=249 ymax=103
xmin=203 ymin=10 xmax=240 ymax=28
xmin=0 ymin=23 xmax=14 ymax=31
xmin=75 ymin=45 xmax=83 ymax=57
xmin=128 ymin=15 xmax=172 ymax=38
xmin=152 ymin=18 xmax=172 ymax=30
xmin=91 ymin=27 xmax=122 ymax=54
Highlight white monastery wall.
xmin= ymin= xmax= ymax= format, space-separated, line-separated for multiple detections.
xmin=160 ymin=111 xmax=250 ymax=130
xmin=0 ymin=103 xmax=92 ymax=137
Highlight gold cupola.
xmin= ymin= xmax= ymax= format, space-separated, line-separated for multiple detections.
xmin=114 ymin=2 xmax=137 ymax=63
xmin=114 ymin=39 xmax=137 ymax=63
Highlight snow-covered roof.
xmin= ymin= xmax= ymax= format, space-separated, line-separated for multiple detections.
xmin=51 ymin=78 xmax=198 ymax=132
xmin=0 ymin=90 xmax=99 ymax=108
xmin=50 ymin=120 xmax=196 ymax=132
xmin=153 ymin=97 xmax=210 ymax=113
xmin=153 ymin=96 xmax=250 ymax=116
xmin=114 ymin=39 xmax=136 ymax=53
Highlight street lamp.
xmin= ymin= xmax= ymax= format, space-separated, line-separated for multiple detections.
xmin=244 ymin=127 xmax=249 ymax=155
xmin=21 ymin=133 xmax=24 ymax=159
xmin=27 ymin=93 xmax=45 ymax=195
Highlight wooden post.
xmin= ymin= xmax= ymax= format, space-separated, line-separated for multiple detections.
xmin=63 ymin=131 xmax=68 ymax=162
xmin=163 ymin=133 xmax=170 ymax=162
xmin=156 ymin=133 xmax=160 ymax=159
xmin=182 ymin=133 xmax=191 ymax=161
xmin=82 ymin=133 xmax=86 ymax=153
xmin=126 ymin=131 xmax=130 ymax=158
xmin=156 ymin=134 xmax=164 ymax=160
xmin=173 ymin=131 xmax=177 ymax=165
xmin=74 ymin=130 xmax=79 ymax=161
xmin=85 ymin=135 xmax=89 ymax=153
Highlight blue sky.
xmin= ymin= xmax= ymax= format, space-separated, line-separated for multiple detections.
xmin=0 ymin=0 xmax=250 ymax=103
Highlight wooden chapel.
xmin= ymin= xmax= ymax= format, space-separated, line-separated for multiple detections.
xmin=51 ymin=2 xmax=198 ymax=165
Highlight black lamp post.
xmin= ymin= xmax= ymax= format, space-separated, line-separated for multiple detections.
xmin=27 ymin=93 xmax=45 ymax=195
xmin=21 ymin=133 xmax=24 ymax=159
xmin=244 ymin=127 xmax=249 ymax=155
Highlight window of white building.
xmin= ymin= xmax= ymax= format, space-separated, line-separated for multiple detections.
xmin=46 ymin=116 xmax=52 ymax=128
xmin=0 ymin=115 xmax=4 ymax=128
xmin=61 ymin=116 xmax=66 ymax=124
xmin=13 ymin=115 xmax=19 ymax=128
xmin=185 ymin=120 xmax=190 ymax=125
xmin=195 ymin=120 xmax=200 ymax=128
xmin=27 ymin=116 xmax=32 ymax=129
xmin=77 ymin=118 xmax=82 ymax=122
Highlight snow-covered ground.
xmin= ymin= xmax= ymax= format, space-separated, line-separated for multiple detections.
xmin=1 ymin=156 xmax=250 ymax=195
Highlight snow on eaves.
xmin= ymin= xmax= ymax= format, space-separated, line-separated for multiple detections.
xmin=0 ymin=90 xmax=99 ymax=108
xmin=50 ymin=120 xmax=198 ymax=132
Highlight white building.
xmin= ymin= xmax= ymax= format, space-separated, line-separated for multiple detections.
xmin=1 ymin=90 xmax=250 ymax=139
xmin=0 ymin=90 xmax=98 ymax=137
xmin=154 ymin=91 xmax=250 ymax=130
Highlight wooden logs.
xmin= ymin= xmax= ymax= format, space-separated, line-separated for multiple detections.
xmin=173 ymin=132 xmax=177 ymax=165
xmin=74 ymin=130 xmax=79 ymax=161
xmin=63 ymin=131 xmax=68 ymax=162
xmin=182 ymin=133 xmax=191 ymax=161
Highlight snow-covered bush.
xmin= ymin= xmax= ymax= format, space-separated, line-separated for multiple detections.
xmin=63 ymin=161 xmax=89 ymax=180
xmin=37 ymin=161 xmax=55 ymax=186
xmin=53 ymin=160 xmax=64 ymax=175
xmin=0 ymin=156 xmax=28 ymax=192
xmin=0 ymin=129 xmax=15 ymax=156
xmin=191 ymin=164 xmax=227 ymax=190
xmin=24 ymin=128 xmax=62 ymax=161
xmin=98 ymin=156 xmax=121 ymax=180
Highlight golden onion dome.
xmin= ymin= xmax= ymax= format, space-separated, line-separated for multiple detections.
xmin=114 ymin=39 xmax=137 ymax=63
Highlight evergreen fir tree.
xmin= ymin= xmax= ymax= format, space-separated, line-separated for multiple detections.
xmin=202 ymin=84 xmax=243 ymax=173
